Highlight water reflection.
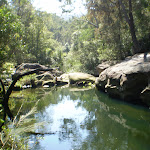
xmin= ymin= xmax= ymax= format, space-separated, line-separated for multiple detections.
xmin=12 ymin=87 xmax=150 ymax=150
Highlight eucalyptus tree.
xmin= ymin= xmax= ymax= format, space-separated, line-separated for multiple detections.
xmin=87 ymin=0 xmax=150 ymax=55
xmin=62 ymin=0 xmax=149 ymax=58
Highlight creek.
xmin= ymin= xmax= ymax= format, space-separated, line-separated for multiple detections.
xmin=11 ymin=86 xmax=150 ymax=150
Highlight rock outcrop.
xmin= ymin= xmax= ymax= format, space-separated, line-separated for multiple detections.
xmin=60 ymin=72 xmax=96 ymax=85
xmin=16 ymin=63 xmax=48 ymax=71
xmin=96 ymin=61 xmax=118 ymax=76
xmin=12 ymin=63 xmax=62 ymax=88
xmin=96 ymin=53 xmax=150 ymax=106
xmin=12 ymin=63 xmax=96 ymax=89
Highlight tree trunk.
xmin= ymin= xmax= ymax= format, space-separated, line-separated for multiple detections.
xmin=128 ymin=0 xmax=140 ymax=54
xmin=118 ymin=0 xmax=141 ymax=54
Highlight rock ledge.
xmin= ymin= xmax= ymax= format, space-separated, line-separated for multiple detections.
xmin=96 ymin=53 xmax=150 ymax=106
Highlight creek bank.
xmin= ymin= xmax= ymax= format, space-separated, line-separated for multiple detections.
xmin=12 ymin=63 xmax=96 ymax=89
xmin=96 ymin=53 xmax=150 ymax=107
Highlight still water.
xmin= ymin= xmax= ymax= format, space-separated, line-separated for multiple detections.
xmin=12 ymin=86 xmax=150 ymax=150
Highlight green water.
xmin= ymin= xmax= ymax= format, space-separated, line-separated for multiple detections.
xmin=12 ymin=86 xmax=150 ymax=150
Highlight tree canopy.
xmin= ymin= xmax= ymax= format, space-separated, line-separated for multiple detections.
xmin=0 ymin=0 xmax=149 ymax=73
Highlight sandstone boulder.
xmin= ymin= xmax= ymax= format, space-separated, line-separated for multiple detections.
xmin=96 ymin=61 xmax=118 ymax=76
xmin=96 ymin=53 xmax=150 ymax=106
xmin=60 ymin=72 xmax=96 ymax=85
xmin=12 ymin=63 xmax=63 ymax=89
xmin=40 ymin=72 xmax=54 ymax=81
xmin=16 ymin=63 xmax=47 ymax=71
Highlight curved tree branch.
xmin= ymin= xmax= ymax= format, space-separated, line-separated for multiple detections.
xmin=1 ymin=68 xmax=53 ymax=121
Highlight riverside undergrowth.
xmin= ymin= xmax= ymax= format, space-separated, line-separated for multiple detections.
xmin=0 ymin=100 xmax=44 ymax=150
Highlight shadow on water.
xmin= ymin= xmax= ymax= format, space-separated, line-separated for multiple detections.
xmin=11 ymin=87 xmax=150 ymax=150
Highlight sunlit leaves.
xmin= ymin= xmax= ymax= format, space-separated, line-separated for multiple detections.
xmin=0 ymin=6 xmax=23 ymax=65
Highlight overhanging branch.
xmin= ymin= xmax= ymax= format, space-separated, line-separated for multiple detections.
xmin=1 ymin=68 xmax=53 ymax=121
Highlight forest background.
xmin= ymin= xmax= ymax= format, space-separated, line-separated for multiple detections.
xmin=0 ymin=0 xmax=150 ymax=75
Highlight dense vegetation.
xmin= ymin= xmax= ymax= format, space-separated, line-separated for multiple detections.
xmin=0 ymin=0 xmax=149 ymax=74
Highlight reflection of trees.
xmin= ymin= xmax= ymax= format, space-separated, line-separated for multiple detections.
xmin=29 ymin=135 xmax=45 ymax=150
xmin=12 ymin=87 xmax=62 ymax=115
xmin=59 ymin=118 xmax=79 ymax=141
xmin=55 ymin=88 xmax=150 ymax=150
xmin=72 ymin=89 xmax=150 ymax=150
xmin=12 ymin=87 xmax=150 ymax=150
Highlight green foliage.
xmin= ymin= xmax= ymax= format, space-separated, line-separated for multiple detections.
xmin=0 ymin=6 xmax=23 ymax=66
xmin=79 ymin=40 xmax=99 ymax=74
xmin=1 ymin=0 xmax=150 ymax=74
xmin=0 ymin=127 xmax=29 ymax=149
xmin=0 ymin=0 xmax=66 ymax=67
xmin=2 ymin=62 xmax=15 ymax=74
xmin=79 ymin=28 xmax=94 ymax=42
xmin=15 ymin=73 xmax=37 ymax=88
xmin=0 ymin=0 xmax=7 ymax=7
xmin=0 ymin=63 xmax=15 ymax=81
xmin=85 ymin=0 xmax=150 ymax=58
xmin=63 ymin=50 xmax=82 ymax=72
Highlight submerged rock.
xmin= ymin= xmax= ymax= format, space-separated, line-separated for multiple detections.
xmin=96 ymin=53 xmax=150 ymax=106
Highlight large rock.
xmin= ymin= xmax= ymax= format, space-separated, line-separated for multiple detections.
xmin=12 ymin=63 xmax=63 ymax=89
xmin=40 ymin=72 xmax=96 ymax=87
xmin=12 ymin=63 xmax=48 ymax=80
xmin=16 ymin=63 xmax=47 ymax=71
xmin=60 ymin=72 xmax=96 ymax=85
xmin=14 ymin=63 xmax=62 ymax=78
xmin=96 ymin=61 xmax=118 ymax=76
xmin=96 ymin=53 xmax=150 ymax=106
xmin=40 ymin=72 xmax=54 ymax=81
